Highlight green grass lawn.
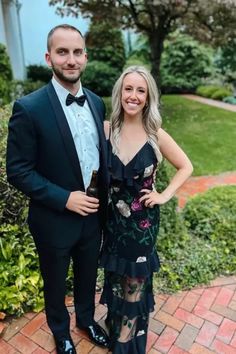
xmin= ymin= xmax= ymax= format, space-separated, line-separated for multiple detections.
xmin=161 ymin=95 xmax=236 ymax=176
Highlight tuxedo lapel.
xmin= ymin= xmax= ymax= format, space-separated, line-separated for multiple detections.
xmin=46 ymin=82 xmax=85 ymax=189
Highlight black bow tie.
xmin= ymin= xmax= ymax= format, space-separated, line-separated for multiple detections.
xmin=66 ymin=93 xmax=86 ymax=107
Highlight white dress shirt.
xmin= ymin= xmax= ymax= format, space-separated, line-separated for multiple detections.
xmin=52 ymin=77 xmax=100 ymax=189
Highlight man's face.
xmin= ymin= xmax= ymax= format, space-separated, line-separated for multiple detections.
xmin=45 ymin=28 xmax=87 ymax=86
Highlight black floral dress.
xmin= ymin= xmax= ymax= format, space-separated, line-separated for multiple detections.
xmin=100 ymin=140 xmax=160 ymax=354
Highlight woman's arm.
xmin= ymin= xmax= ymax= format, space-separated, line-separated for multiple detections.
xmin=140 ymin=128 xmax=193 ymax=206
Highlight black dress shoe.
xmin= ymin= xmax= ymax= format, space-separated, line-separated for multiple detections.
xmin=77 ymin=322 xmax=110 ymax=348
xmin=54 ymin=336 xmax=76 ymax=354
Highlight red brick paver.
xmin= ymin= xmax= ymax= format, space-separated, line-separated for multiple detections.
xmin=176 ymin=171 xmax=236 ymax=208
xmin=1 ymin=276 xmax=236 ymax=353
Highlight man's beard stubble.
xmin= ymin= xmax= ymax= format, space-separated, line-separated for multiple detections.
xmin=51 ymin=64 xmax=85 ymax=84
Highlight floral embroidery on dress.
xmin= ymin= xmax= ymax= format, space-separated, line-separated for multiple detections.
xmin=139 ymin=219 xmax=151 ymax=230
xmin=131 ymin=197 xmax=143 ymax=212
xmin=143 ymin=176 xmax=153 ymax=188
xmin=116 ymin=200 xmax=131 ymax=218
xmin=143 ymin=164 xmax=154 ymax=178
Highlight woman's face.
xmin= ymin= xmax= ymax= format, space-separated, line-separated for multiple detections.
xmin=121 ymin=72 xmax=148 ymax=119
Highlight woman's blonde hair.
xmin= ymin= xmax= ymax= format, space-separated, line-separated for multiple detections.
xmin=110 ymin=65 xmax=162 ymax=162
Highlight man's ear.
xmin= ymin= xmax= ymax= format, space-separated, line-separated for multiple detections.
xmin=45 ymin=52 xmax=52 ymax=67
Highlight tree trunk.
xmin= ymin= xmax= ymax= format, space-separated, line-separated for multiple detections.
xmin=148 ymin=24 xmax=169 ymax=90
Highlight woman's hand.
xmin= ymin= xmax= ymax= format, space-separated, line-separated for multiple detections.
xmin=139 ymin=189 xmax=169 ymax=207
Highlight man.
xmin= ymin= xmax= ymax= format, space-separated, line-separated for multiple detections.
xmin=6 ymin=24 xmax=109 ymax=354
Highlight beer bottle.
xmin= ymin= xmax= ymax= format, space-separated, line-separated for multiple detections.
xmin=86 ymin=170 xmax=98 ymax=198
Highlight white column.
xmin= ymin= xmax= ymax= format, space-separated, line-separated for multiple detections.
xmin=3 ymin=0 xmax=26 ymax=80
xmin=0 ymin=0 xmax=7 ymax=45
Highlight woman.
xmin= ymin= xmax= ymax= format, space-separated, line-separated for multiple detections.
xmin=100 ymin=66 xmax=193 ymax=353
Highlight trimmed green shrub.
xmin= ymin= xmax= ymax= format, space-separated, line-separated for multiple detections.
xmin=196 ymin=85 xmax=233 ymax=100
xmin=211 ymin=88 xmax=233 ymax=100
xmin=183 ymin=186 xmax=236 ymax=249
xmin=196 ymin=85 xmax=220 ymax=97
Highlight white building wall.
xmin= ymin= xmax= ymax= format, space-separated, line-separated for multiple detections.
xmin=1 ymin=0 xmax=26 ymax=80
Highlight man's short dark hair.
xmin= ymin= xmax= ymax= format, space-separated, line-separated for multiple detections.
xmin=47 ymin=24 xmax=84 ymax=51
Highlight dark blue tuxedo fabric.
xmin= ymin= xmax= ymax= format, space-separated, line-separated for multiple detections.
xmin=6 ymin=81 xmax=109 ymax=336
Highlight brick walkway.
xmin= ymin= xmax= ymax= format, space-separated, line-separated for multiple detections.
xmin=176 ymin=171 xmax=236 ymax=208
xmin=1 ymin=276 xmax=236 ymax=353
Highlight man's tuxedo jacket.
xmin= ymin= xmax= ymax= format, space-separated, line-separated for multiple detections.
xmin=6 ymin=82 xmax=109 ymax=248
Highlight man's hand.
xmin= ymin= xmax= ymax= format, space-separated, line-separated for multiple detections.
xmin=66 ymin=191 xmax=99 ymax=216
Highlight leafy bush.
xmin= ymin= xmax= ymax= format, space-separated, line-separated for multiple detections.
xmin=196 ymin=85 xmax=233 ymax=100
xmin=0 ymin=44 xmax=12 ymax=81
xmin=0 ymin=78 xmax=12 ymax=106
xmin=86 ymin=20 xmax=126 ymax=72
xmin=211 ymin=88 xmax=234 ymax=100
xmin=27 ymin=65 xmax=52 ymax=83
xmin=0 ymin=106 xmax=28 ymax=226
xmin=0 ymin=44 xmax=13 ymax=106
xmin=155 ymin=230 xmax=233 ymax=292
xmin=196 ymin=85 xmax=219 ymax=97
xmin=215 ymin=39 xmax=236 ymax=80
xmin=0 ymin=225 xmax=44 ymax=316
xmin=155 ymin=186 xmax=236 ymax=292
xmin=0 ymin=106 xmax=43 ymax=316
xmin=84 ymin=19 xmax=125 ymax=97
xmin=183 ymin=186 xmax=236 ymax=249
xmin=161 ymin=32 xmax=214 ymax=93
xmin=83 ymin=61 xmax=120 ymax=96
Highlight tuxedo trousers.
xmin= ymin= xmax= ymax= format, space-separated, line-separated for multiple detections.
xmin=34 ymin=213 xmax=101 ymax=339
